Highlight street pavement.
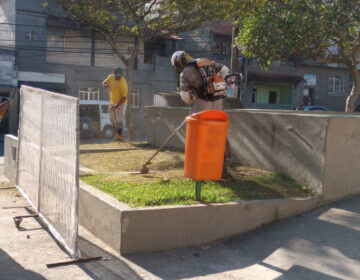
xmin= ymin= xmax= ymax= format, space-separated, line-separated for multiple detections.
xmin=1 ymin=164 xmax=360 ymax=279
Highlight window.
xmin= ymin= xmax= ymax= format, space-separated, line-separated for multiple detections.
xmin=131 ymin=90 xmax=140 ymax=108
xmin=26 ymin=30 xmax=36 ymax=41
xmin=328 ymin=75 xmax=344 ymax=95
xmin=82 ymin=38 xmax=113 ymax=56
xmin=79 ymin=87 xmax=100 ymax=100
xmin=47 ymin=30 xmax=65 ymax=52
xmin=215 ymin=41 xmax=229 ymax=55
xmin=269 ymin=91 xmax=277 ymax=104
xmin=252 ymin=88 xmax=257 ymax=103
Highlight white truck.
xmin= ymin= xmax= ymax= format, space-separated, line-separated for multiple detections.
xmin=79 ymin=100 xmax=115 ymax=138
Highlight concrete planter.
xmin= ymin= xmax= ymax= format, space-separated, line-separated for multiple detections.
xmin=79 ymin=181 xmax=323 ymax=255
xmin=8 ymin=104 xmax=360 ymax=255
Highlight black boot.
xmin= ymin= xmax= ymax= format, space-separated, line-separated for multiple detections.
xmin=222 ymin=158 xmax=229 ymax=179
xmin=115 ymin=128 xmax=123 ymax=141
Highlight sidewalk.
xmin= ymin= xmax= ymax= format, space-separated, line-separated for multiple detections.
xmin=0 ymin=177 xmax=155 ymax=280
xmin=1 ymin=165 xmax=360 ymax=279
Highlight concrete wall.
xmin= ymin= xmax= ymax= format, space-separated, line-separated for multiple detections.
xmin=79 ymin=181 xmax=130 ymax=252
xmin=120 ymin=196 xmax=322 ymax=255
xmin=322 ymin=117 xmax=360 ymax=200
xmin=146 ymin=107 xmax=360 ymax=200
xmin=4 ymin=134 xmax=17 ymax=182
xmin=0 ymin=54 xmax=17 ymax=87
xmin=146 ymin=107 xmax=188 ymax=149
xmin=226 ymin=110 xmax=329 ymax=194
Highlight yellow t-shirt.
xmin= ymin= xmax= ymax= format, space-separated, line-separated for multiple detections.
xmin=104 ymin=74 xmax=128 ymax=105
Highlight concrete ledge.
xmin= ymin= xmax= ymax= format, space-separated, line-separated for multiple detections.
xmin=79 ymin=181 xmax=130 ymax=252
xmin=79 ymin=180 xmax=323 ymax=255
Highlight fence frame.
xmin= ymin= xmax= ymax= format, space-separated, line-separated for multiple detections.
xmin=16 ymin=85 xmax=80 ymax=258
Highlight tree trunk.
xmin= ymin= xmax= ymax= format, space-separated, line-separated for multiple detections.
xmin=345 ymin=67 xmax=360 ymax=113
xmin=230 ymin=23 xmax=239 ymax=73
xmin=125 ymin=63 xmax=136 ymax=141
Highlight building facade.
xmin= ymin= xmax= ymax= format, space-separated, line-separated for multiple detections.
xmin=0 ymin=1 xmax=356 ymax=136
xmin=0 ymin=0 xmax=180 ymax=136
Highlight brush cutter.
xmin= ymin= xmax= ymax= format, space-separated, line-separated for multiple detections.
xmin=140 ymin=118 xmax=186 ymax=174
xmin=107 ymin=88 xmax=122 ymax=140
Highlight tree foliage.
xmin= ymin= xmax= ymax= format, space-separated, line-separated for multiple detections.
xmin=235 ymin=0 xmax=360 ymax=112
xmin=48 ymin=0 xmax=226 ymax=139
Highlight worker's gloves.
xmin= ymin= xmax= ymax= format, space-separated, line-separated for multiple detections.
xmin=181 ymin=91 xmax=195 ymax=105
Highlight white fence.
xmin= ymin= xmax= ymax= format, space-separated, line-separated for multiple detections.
xmin=16 ymin=86 xmax=80 ymax=258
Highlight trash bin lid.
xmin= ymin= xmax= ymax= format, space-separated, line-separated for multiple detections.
xmin=188 ymin=110 xmax=228 ymax=122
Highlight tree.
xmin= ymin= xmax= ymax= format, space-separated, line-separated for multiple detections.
xmin=235 ymin=0 xmax=360 ymax=112
xmin=47 ymin=0 xmax=226 ymax=139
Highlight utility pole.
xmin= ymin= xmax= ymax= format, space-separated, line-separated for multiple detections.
xmin=90 ymin=29 xmax=95 ymax=67
xmin=230 ymin=23 xmax=239 ymax=73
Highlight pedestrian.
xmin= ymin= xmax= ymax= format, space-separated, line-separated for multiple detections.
xmin=296 ymin=103 xmax=304 ymax=110
xmin=171 ymin=50 xmax=232 ymax=178
xmin=103 ymin=67 xmax=128 ymax=140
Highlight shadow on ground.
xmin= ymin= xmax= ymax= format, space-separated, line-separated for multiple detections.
xmin=0 ymin=248 xmax=47 ymax=280
xmin=77 ymin=238 xmax=143 ymax=280
xmin=123 ymin=194 xmax=360 ymax=280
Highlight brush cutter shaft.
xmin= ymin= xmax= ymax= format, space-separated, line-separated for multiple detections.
xmin=107 ymin=87 xmax=122 ymax=139
xmin=143 ymin=118 xmax=186 ymax=166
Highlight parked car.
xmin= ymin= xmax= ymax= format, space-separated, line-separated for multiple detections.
xmin=296 ymin=104 xmax=328 ymax=111
xmin=303 ymin=105 xmax=328 ymax=111
xmin=79 ymin=100 xmax=115 ymax=138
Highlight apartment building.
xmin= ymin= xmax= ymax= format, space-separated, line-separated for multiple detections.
xmin=0 ymin=0 xmax=180 ymax=136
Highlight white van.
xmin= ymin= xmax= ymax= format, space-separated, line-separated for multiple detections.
xmin=79 ymin=100 xmax=114 ymax=138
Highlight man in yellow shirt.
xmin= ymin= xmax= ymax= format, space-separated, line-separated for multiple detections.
xmin=103 ymin=67 xmax=128 ymax=140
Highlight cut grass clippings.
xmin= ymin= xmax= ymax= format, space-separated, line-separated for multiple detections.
xmin=80 ymin=142 xmax=315 ymax=207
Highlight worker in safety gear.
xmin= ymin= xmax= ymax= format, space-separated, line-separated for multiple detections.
xmin=103 ymin=67 xmax=128 ymax=140
xmin=171 ymin=50 xmax=231 ymax=178
xmin=171 ymin=50 xmax=230 ymax=113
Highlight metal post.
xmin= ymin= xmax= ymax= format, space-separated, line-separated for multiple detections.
xmin=195 ymin=181 xmax=202 ymax=201
xmin=91 ymin=29 xmax=95 ymax=66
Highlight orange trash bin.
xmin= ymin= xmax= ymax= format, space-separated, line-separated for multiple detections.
xmin=184 ymin=110 xmax=229 ymax=181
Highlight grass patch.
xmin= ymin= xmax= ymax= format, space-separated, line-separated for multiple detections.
xmin=80 ymin=143 xmax=315 ymax=207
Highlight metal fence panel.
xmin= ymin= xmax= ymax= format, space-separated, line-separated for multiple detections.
xmin=16 ymin=91 xmax=42 ymax=207
xmin=16 ymin=86 xmax=80 ymax=258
